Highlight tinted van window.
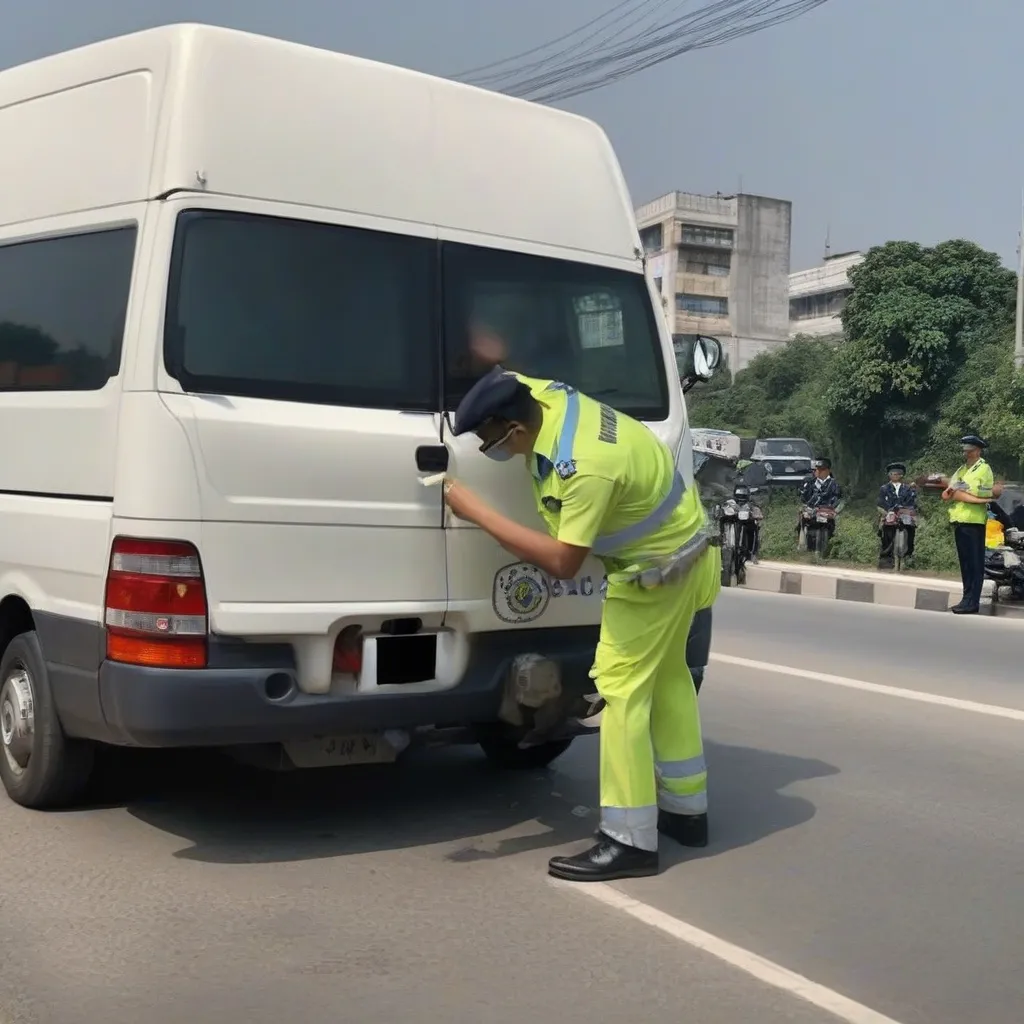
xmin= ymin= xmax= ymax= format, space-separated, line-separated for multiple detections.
xmin=0 ymin=227 xmax=136 ymax=391
xmin=165 ymin=212 xmax=435 ymax=411
xmin=443 ymin=243 xmax=668 ymax=420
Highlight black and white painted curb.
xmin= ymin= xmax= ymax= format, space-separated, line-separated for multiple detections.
xmin=741 ymin=562 xmax=1024 ymax=619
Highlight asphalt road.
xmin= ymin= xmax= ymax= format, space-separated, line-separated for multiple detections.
xmin=2 ymin=590 xmax=1022 ymax=1024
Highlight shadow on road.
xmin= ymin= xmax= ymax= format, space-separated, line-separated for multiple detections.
xmin=72 ymin=738 xmax=838 ymax=867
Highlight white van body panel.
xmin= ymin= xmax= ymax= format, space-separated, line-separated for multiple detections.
xmin=1 ymin=24 xmax=639 ymax=260
xmin=0 ymin=25 xmax=692 ymax=721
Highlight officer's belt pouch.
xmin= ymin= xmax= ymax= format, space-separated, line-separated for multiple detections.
xmin=612 ymin=530 xmax=713 ymax=590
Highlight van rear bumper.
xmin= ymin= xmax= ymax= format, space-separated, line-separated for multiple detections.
xmin=91 ymin=626 xmax=602 ymax=748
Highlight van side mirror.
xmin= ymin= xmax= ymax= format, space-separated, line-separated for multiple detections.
xmin=681 ymin=335 xmax=723 ymax=394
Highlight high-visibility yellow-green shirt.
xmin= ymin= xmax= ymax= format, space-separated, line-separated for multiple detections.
xmin=515 ymin=374 xmax=705 ymax=572
xmin=948 ymin=458 xmax=994 ymax=525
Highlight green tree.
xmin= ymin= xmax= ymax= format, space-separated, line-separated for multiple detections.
xmin=922 ymin=327 xmax=1024 ymax=478
xmin=824 ymin=240 xmax=1017 ymax=486
xmin=687 ymin=337 xmax=837 ymax=450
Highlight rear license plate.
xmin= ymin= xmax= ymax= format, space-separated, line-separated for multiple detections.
xmin=284 ymin=733 xmax=399 ymax=769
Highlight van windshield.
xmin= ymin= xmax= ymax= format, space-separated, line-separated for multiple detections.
xmin=164 ymin=211 xmax=667 ymax=420
xmin=442 ymin=242 xmax=668 ymax=421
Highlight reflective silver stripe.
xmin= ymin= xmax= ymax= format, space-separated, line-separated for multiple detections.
xmin=601 ymin=805 xmax=658 ymax=852
xmin=656 ymin=755 xmax=707 ymax=778
xmin=592 ymin=471 xmax=685 ymax=556
xmin=657 ymin=790 xmax=708 ymax=815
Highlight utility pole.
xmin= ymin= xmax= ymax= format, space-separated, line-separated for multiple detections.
xmin=1016 ymin=190 xmax=1024 ymax=371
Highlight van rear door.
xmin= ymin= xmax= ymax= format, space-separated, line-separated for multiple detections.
xmin=439 ymin=240 xmax=681 ymax=634
xmin=160 ymin=208 xmax=447 ymax=692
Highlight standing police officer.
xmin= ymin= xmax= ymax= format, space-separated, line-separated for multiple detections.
xmin=443 ymin=366 xmax=720 ymax=882
xmin=941 ymin=435 xmax=995 ymax=615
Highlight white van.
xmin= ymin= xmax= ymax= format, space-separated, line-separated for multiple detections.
xmin=0 ymin=24 xmax=717 ymax=808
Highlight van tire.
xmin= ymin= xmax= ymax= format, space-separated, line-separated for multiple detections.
xmin=0 ymin=632 xmax=95 ymax=809
xmin=478 ymin=732 xmax=573 ymax=770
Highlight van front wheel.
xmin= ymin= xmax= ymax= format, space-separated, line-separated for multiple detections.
xmin=0 ymin=632 xmax=94 ymax=809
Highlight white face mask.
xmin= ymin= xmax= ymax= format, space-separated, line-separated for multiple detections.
xmin=483 ymin=446 xmax=514 ymax=463
xmin=479 ymin=424 xmax=518 ymax=462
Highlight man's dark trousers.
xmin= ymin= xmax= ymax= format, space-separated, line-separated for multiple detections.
xmin=953 ymin=523 xmax=986 ymax=610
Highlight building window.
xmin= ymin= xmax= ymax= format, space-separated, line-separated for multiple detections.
xmin=0 ymin=226 xmax=137 ymax=391
xmin=789 ymin=288 xmax=850 ymax=321
xmin=680 ymin=225 xmax=733 ymax=248
xmin=681 ymin=247 xmax=731 ymax=277
xmin=676 ymin=294 xmax=728 ymax=316
xmin=639 ymin=224 xmax=663 ymax=255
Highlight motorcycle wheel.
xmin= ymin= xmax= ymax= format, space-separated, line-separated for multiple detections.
xmin=892 ymin=528 xmax=909 ymax=561
xmin=721 ymin=547 xmax=735 ymax=587
xmin=893 ymin=527 xmax=908 ymax=570
xmin=813 ymin=527 xmax=829 ymax=563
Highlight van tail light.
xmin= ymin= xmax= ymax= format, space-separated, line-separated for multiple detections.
xmin=105 ymin=538 xmax=208 ymax=669
xmin=332 ymin=625 xmax=364 ymax=676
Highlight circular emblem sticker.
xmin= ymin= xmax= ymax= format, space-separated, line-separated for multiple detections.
xmin=492 ymin=562 xmax=550 ymax=624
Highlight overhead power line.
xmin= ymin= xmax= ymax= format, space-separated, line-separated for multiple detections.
xmin=451 ymin=0 xmax=832 ymax=104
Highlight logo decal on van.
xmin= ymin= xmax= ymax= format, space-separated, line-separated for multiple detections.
xmin=493 ymin=563 xmax=550 ymax=624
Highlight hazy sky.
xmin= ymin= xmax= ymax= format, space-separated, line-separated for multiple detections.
xmin=2 ymin=0 xmax=1021 ymax=270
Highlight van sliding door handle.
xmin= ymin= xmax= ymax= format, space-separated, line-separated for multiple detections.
xmin=416 ymin=445 xmax=449 ymax=472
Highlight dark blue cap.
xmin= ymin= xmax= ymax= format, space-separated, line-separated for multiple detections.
xmin=813 ymin=457 xmax=832 ymax=470
xmin=960 ymin=434 xmax=988 ymax=449
xmin=452 ymin=366 xmax=528 ymax=436
xmin=886 ymin=462 xmax=906 ymax=474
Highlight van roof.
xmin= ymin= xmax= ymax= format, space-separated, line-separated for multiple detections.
xmin=0 ymin=24 xmax=640 ymax=262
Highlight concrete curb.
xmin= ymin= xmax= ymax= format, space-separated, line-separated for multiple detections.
xmin=740 ymin=561 xmax=1024 ymax=620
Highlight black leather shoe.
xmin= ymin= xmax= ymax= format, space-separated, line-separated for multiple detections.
xmin=658 ymin=810 xmax=709 ymax=848
xmin=548 ymin=834 xmax=659 ymax=882
xmin=950 ymin=604 xmax=979 ymax=615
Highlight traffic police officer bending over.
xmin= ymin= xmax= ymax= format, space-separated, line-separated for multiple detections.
xmin=941 ymin=435 xmax=995 ymax=615
xmin=444 ymin=366 xmax=720 ymax=883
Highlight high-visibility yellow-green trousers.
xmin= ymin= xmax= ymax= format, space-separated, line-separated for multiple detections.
xmin=591 ymin=546 xmax=720 ymax=851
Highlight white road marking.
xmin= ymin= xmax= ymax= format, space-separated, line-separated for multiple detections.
xmin=552 ymin=879 xmax=904 ymax=1024
xmin=711 ymin=653 xmax=1024 ymax=722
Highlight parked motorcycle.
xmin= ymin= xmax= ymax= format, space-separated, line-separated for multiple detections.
xmin=985 ymin=527 xmax=1024 ymax=604
xmin=883 ymin=507 xmax=917 ymax=572
xmin=713 ymin=484 xmax=763 ymax=586
xmin=797 ymin=504 xmax=837 ymax=561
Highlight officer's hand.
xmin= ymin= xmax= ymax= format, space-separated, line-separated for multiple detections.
xmin=443 ymin=480 xmax=487 ymax=524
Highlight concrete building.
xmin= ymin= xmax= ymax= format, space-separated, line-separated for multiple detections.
xmin=635 ymin=190 xmax=792 ymax=373
xmin=788 ymin=250 xmax=863 ymax=338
